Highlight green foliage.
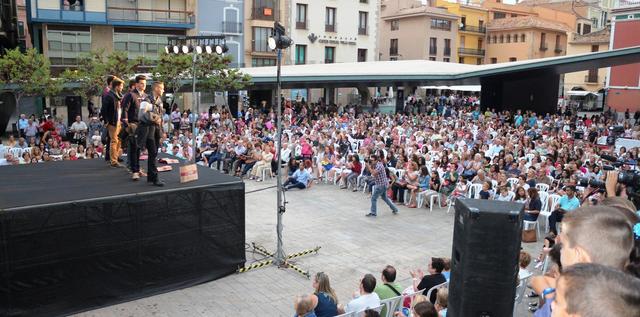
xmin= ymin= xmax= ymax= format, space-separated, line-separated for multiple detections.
xmin=62 ymin=49 xmax=147 ymax=101
xmin=152 ymin=52 xmax=251 ymax=94
xmin=0 ymin=48 xmax=61 ymax=101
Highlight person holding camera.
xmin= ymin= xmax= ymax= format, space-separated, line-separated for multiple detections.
xmin=365 ymin=155 xmax=399 ymax=217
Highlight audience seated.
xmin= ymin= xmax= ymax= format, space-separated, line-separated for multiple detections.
xmin=411 ymin=257 xmax=447 ymax=303
xmin=344 ymin=274 xmax=381 ymax=314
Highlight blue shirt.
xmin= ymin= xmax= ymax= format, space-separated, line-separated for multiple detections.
xmin=18 ymin=118 xmax=28 ymax=129
xmin=293 ymin=169 xmax=311 ymax=185
xmin=515 ymin=115 xmax=523 ymax=127
xmin=558 ymin=195 xmax=580 ymax=211
xmin=529 ymin=117 xmax=537 ymax=127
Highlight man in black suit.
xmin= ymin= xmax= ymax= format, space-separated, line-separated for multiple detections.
xmin=121 ymin=75 xmax=148 ymax=181
xmin=101 ymin=77 xmax=125 ymax=168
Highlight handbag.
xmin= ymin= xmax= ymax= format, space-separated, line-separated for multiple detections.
xmin=522 ymin=228 xmax=537 ymax=243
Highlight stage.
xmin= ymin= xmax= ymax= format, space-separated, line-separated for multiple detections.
xmin=0 ymin=158 xmax=246 ymax=317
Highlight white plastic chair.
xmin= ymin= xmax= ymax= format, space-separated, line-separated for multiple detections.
xmin=540 ymin=194 xmax=561 ymax=233
xmin=514 ymin=272 xmax=533 ymax=316
xmin=467 ymin=183 xmax=483 ymax=199
xmin=538 ymin=191 xmax=550 ymax=212
xmin=507 ymin=177 xmax=519 ymax=189
xmin=8 ymin=147 xmax=22 ymax=158
xmin=425 ymin=281 xmax=449 ymax=303
xmin=536 ymin=183 xmax=550 ymax=192
xmin=261 ymin=168 xmax=273 ymax=181
xmin=379 ymin=295 xmax=403 ymax=317
xmin=523 ymin=218 xmax=540 ymax=241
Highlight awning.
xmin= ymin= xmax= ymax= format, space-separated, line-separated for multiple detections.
xmin=566 ymin=91 xmax=598 ymax=96
xmin=420 ymin=85 xmax=481 ymax=92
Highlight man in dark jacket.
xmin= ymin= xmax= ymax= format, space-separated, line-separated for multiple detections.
xmin=122 ymin=75 xmax=148 ymax=180
xmin=136 ymin=81 xmax=165 ymax=186
xmin=101 ymin=77 xmax=125 ymax=167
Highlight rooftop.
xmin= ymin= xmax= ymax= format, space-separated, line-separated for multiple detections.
xmin=486 ymin=15 xmax=573 ymax=33
xmin=570 ymin=26 xmax=610 ymax=44
xmin=382 ymin=5 xmax=459 ymax=20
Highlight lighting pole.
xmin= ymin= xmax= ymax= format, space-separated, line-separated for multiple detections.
xmin=165 ymin=36 xmax=228 ymax=163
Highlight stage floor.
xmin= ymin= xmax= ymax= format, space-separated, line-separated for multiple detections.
xmin=0 ymin=157 xmax=240 ymax=210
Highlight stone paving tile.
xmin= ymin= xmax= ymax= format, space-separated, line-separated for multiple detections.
xmin=73 ymin=176 xmax=541 ymax=317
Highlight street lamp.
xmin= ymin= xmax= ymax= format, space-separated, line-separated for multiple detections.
xmin=164 ymin=35 xmax=227 ymax=163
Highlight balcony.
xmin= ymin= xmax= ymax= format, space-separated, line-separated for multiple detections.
xmin=554 ymin=46 xmax=563 ymax=53
xmin=221 ymin=21 xmax=243 ymax=34
xmin=585 ymin=74 xmax=598 ymax=83
xmin=358 ymin=27 xmax=368 ymax=35
xmin=252 ymin=7 xmax=277 ymax=20
xmin=325 ymin=24 xmax=336 ymax=32
xmin=458 ymin=48 xmax=485 ymax=56
xmin=296 ymin=21 xmax=307 ymax=29
xmin=444 ymin=47 xmax=451 ymax=56
xmin=459 ymin=25 xmax=486 ymax=34
xmin=107 ymin=6 xmax=195 ymax=28
xmin=540 ymin=44 xmax=548 ymax=51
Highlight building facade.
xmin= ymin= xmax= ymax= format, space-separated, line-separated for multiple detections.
xmin=197 ymin=0 xmax=244 ymax=67
xmin=564 ymin=27 xmax=609 ymax=94
xmin=243 ymin=0 xmax=287 ymax=68
xmin=485 ymin=16 xmax=571 ymax=64
xmin=606 ymin=1 xmax=640 ymax=111
xmin=379 ymin=0 xmax=458 ymax=62
xmin=435 ymin=0 xmax=488 ymax=65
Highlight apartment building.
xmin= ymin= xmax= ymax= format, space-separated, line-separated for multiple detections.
xmin=564 ymin=27 xmax=609 ymax=100
xmin=243 ymin=0 xmax=287 ymax=68
xmin=435 ymin=0 xmax=488 ymax=65
xmin=379 ymin=0 xmax=458 ymax=62
xmin=197 ymin=0 xmax=244 ymax=67
xmin=606 ymin=1 xmax=640 ymax=111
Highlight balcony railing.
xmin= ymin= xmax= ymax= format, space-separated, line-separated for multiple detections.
xmin=107 ymin=6 xmax=195 ymax=25
xmin=585 ymin=74 xmax=598 ymax=83
xmin=444 ymin=47 xmax=451 ymax=56
xmin=458 ymin=48 xmax=485 ymax=56
xmin=459 ymin=25 xmax=486 ymax=33
xmin=325 ymin=24 xmax=336 ymax=32
xmin=222 ymin=21 xmax=243 ymax=34
xmin=358 ymin=27 xmax=368 ymax=35
xmin=540 ymin=43 xmax=548 ymax=51
xmin=389 ymin=48 xmax=398 ymax=55
xmin=554 ymin=46 xmax=563 ymax=53
xmin=296 ymin=21 xmax=307 ymax=29
xmin=252 ymin=7 xmax=277 ymax=20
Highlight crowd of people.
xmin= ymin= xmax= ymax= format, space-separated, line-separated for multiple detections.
xmin=2 ymin=77 xmax=640 ymax=316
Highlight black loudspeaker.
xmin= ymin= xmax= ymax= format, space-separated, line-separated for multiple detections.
xmin=228 ymin=93 xmax=239 ymax=118
xmin=66 ymin=95 xmax=82 ymax=126
xmin=448 ymin=198 xmax=524 ymax=317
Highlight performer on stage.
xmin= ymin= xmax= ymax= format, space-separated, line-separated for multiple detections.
xmin=136 ymin=81 xmax=165 ymax=187
xmin=101 ymin=77 xmax=125 ymax=168
xmin=122 ymin=75 xmax=148 ymax=181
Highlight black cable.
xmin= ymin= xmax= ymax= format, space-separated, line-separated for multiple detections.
xmin=245 ymin=185 xmax=278 ymax=194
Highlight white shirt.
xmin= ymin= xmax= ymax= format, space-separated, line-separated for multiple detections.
xmin=345 ymin=292 xmax=380 ymax=313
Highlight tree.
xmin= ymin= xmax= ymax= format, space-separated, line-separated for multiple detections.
xmin=62 ymin=49 xmax=146 ymax=102
xmin=151 ymin=52 xmax=193 ymax=94
xmin=0 ymin=48 xmax=62 ymax=136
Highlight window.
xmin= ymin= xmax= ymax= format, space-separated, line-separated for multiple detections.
xmin=429 ymin=37 xmax=437 ymax=55
xmin=492 ymin=35 xmax=497 ymax=43
xmin=509 ymin=57 xmax=517 ymax=62
xmin=586 ymin=68 xmax=598 ymax=82
xmin=540 ymin=32 xmax=547 ymax=50
xmin=476 ymin=57 xmax=482 ymax=65
xmin=358 ymin=49 xmax=367 ymax=62
xmin=591 ymin=45 xmax=599 ymax=52
xmin=583 ymin=24 xmax=591 ymax=34
xmin=252 ymin=58 xmax=276 ymax=67
xmin=326 ymin=7 xmax=336 ymax=32
xmin=444 ymin=39 xmax=451 ymax=56
xmin=499 ymin=34 xmax=504 ymax=43
xmin=429 ymin=57 xmax=436 ymax=61
xmin=478 ymin=38 xmax=483 ymax=49
xmin=47 ymin=30 xmax=91 ymax=65
xmin=443 ymin=57 xmax=450 ymax=62
xmin=511 ymin=13 xmax=518 ymax=17
xmin=431 ymin=19 xmax=451 ymax=30
xmin=513 ymin=34 xmax=517 ymax=43
xmin=491 ymin=57 xmax=497 ymax=64
xmin=253 ymin=0 xmax=276 ymax=20
xmin=555 ymin=34 xmax=561 ymax=52
xmin=359 ymin=11 xmax=368 ymax=35
xmin=521 ymin=33 xmax=525 ymax=42
xmin=390 ymin=57 xmax=398 ymax=61
xmin=253 ymin=27 xmax=272 ymax=52
xmin=494 ymin=12 xmax=506 ymax=19
xmin=506 ymin=34 xmax=511 ymax=43
xmin=296 ymin=4 xmax=307 ymax=29
xmin=295 ymin=45 xmax=306 ymax=65
xmin=324 ymin=46 xmax=335 ymax=63
xmin=459 ymin=57 xmax=465 ymax=63
xmin=62 ymin=0 xmax=83 ymax=11
xmin=390 ymin=20 xmax=399 ymax=31
xmin=114 ymin=33 xmax=169 ymax=63
xmin=17 ymin=21 xmax=25 ymax=38
xmin=390 ymin=39 xmax=398 ymax=55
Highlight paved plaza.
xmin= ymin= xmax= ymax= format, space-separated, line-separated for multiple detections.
xmin=75 ymin=176 xmax=541 ymax=317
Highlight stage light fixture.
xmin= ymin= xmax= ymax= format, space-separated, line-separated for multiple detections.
xmin=172 ymin=45 xmax=180 ymax=54
xmin=195 ymin=45 xmax=203 ymax=54
xmin=181 ymin=45 xmax=190 ymax=54
xmin=215 ymin=44 xmax=228 ymax=54
xmin=164 ymin=46 xmax=170 ymax=54
xmin=205 ymin=45 xmax=213 ymax=54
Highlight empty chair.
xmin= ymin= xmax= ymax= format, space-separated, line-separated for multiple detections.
xmin=536 ymin=183 xmax=550 ymax=192
xmin=507 ymin=177 xmax=519 ymax=189
xmin=467 ymin=183 xmax=483 ymax=199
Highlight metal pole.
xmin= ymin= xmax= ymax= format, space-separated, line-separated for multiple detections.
xmin=192 ymin=52 xmax=197 ymax=164
xmin=274 ymin=48 xmax=286 ymax=265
